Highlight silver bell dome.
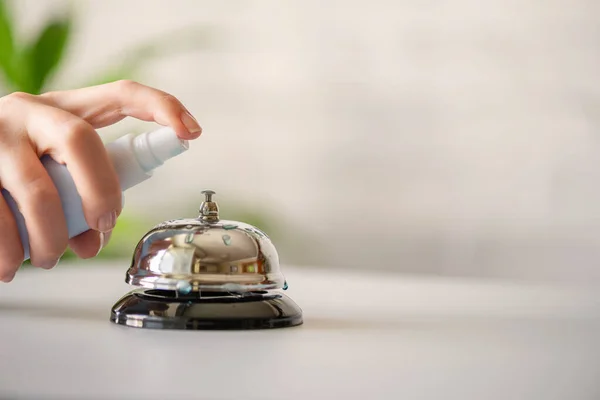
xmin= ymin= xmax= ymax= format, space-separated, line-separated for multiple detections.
xmin=125 ymin=190 xmax=286 ymax=293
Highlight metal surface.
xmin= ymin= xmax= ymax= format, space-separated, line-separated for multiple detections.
xmin=110 ymin=288 xmax=303 ymax=330
xmin=125 ymin=190 xmax=286 ymax=293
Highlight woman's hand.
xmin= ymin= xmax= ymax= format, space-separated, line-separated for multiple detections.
xmin=0 ymin=80 xmax=202 ymax=282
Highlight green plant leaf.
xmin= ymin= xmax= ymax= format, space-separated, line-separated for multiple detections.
xmin=0 ymin=0 xmax=21 ymax=91
xmin=25 ymin=15 xmax=71 ymax=94
xmin=0 ymin=0 xmax=13 ymax=56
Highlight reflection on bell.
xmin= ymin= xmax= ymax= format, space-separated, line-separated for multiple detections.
xmin=110 ymin=190 xmax=303 ymax=330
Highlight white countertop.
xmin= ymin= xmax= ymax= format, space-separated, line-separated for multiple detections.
xmin=1 ymin=262 xmax=600 ymax=400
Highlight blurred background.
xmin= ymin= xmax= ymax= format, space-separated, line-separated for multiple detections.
xmin=1 ymin=0 xmax=600 ymax=283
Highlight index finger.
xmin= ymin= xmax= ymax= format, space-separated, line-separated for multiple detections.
xmin=39 ymin=80 xmax=202 ymax=139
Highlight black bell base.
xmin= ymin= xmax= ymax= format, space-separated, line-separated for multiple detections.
xmin=110 ymin=288 xmax=303 ymax=330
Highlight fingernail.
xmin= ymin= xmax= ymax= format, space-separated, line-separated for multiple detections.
xmin=95 ymin=230 xmax=113 ymax=257
xmin=103 ymin=230 xmax=113 ymax=247
xmin=95 ymin=232 xmax=105 ymax=257
xmin=97 ymin=210 xmax=117 ymax=232
xmin=1 ymin=272 xmax=15 ymax=283
xmin=39 ymin=259 xmax=60 ymax=270
xmin=181 ymin=111 xmax=202 ymax=135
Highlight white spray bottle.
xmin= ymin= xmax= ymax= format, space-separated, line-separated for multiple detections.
xmin=2 ymin=127 xmax=189 ymax=262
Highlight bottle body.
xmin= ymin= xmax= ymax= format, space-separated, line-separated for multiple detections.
xmin=2 ymin=127 xmax=188 ymax=263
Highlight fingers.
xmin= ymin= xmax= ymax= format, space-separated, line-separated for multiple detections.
xmin=40 ymin=80 xmax=202 ymax=140
xmin=22 ymin=100 xmax=122 ymax=233
xmin=69 ymin=229 xmax=112 ymax=259
xmin=0 ymin=192 xmax=24 ymax=282
xmin=0 ymin=141 xmax=68 ymax=269
xmin=0 ymin=80 xmax=195 ymax=282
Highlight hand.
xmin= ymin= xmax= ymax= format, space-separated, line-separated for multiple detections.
xmin=0 ymin=80 xmax=202 ymax=282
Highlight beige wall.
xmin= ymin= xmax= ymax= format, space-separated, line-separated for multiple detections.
xmin=11 ymin=0 xmax=600 ymax=282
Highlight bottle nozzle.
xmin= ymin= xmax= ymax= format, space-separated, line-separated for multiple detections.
xmin=133 ymin=127 xmax=189 ymax=171
xmin=107 ymin=126 xmax=190 ymax=191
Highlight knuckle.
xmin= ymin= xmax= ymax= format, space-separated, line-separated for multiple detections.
xmin=4 ymin=91 xmax=34 ymax=103
xmin=160 ymin=93 xmax=182 ymax=109
xmin=20 ymin=178 xmax=61 ymax=216
xmin=0 ymin=92 xmax=33 ymax=115
xmin=37 ymin=90 xmax=58 ymax=102
xmin=0 ymin=92 xmax=37 ymax=145
xmin=60 ymin=119 xmax=95 ymax=150
xmin=104 ymin=180 xmax=122 ymax=197
xmin=23 ymin=173 xmax=57 ymax=201
xmin=9 ymin=91 xmax=33 ymax=101
xmin=96 ymin=185 xmax=122 ymax=215
xmin=109 ymin=191 xmax=123 ymax=210
xmin=113 ymin=79 xmax=139 ymax=92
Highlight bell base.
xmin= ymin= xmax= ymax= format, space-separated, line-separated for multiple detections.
xmin=110 ymin=288 xmax=303 ymax=330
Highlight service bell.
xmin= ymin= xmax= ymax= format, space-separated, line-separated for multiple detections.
xmin=110 ymin=190 xmax=303 ymax=330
